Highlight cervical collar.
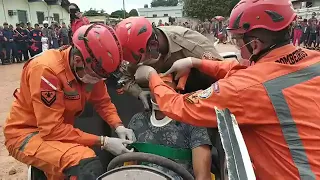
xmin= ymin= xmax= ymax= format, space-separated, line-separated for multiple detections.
xmin=150 ymin=110 xmax=173 ymax=127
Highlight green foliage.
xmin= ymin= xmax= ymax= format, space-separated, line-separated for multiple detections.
xmin=129 ymin=9 xmax=139 ymax=17
xmin=83 ymin=8 xmax=108 ymax=17
xmin=110 ymin=10 xmax=129 ymax=18
xmin=151 ymin=0 xmax=179 ymax=7
xmin=229 ymin=0 xmax=239 ymax=14
xmin=182 ymin=0 xmax=239 ymax=20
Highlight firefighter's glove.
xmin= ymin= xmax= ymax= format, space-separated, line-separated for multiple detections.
xmin=102 ymin=137 xmax=134 ymax=155
xmin=134 ymin=65 xmax=157 ymax=84
xmin=115 ymin=126 xmax=137 ymax=142
xmin=163 ymin=57 xmax=193 ymax=80
xmin=139 ymin=91 xmax=151 ymax=110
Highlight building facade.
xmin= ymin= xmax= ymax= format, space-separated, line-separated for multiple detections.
xmin=291 ymin=0 xmax=320 ymax=9
xmin=137 ymin=5 xmax=183 ymax=24
xmin=291 ymin=0 xmax=320 ymax=19
xmin=0 ymin=0 xmax=70 ymax=26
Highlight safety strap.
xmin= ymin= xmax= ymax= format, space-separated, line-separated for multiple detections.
xmin=129 ymin=142 xmax=192 ymax=161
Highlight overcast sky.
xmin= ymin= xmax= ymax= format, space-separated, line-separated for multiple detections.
xmin=69 ymin=0 xmax=152 ymax=14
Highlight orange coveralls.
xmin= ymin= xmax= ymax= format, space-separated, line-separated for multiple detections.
xmin=3 ymin=47 xmax=122 ymax=180
xmin=149 ymin=44 xmax=320 ymax=179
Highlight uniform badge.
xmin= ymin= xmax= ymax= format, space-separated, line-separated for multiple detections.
xmin=202 ymin=51 xmax=214 ymax=60
xmin=185 ymin=83 xmax=218 ymax=104
xmin=212 ymin=82 xmax=220 ymax=93
xmin=198 ymin=85 xmax=214 ymax=99
xmin=40 ymin=76 xmax=57 ymax=90
xmin=64 ymin=90 xmax=80 ymax=100
xmin=41 ymin=91 xmax=56 ymax=107
xmin=185 ymin=92 xmax=200 ymax=104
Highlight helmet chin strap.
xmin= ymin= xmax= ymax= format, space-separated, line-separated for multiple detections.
xmin=243 ymin=35 xmax=291 ymax=63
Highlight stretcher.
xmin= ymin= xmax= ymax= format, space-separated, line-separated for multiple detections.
xmin=28 ymin=53 xmax=256 ymax=180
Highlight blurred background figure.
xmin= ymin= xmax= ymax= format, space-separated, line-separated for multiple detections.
xmin=59 ymin=22 xmax=69 ymax=46
xmin=69 ymin=3 xmax=90 ymax=34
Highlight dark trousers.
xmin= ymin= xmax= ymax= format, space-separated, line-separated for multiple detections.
xmin=300 ymin=33 xmax=309 ymax=46
xmin=51 ymin=38 xmax=59 ymax=49
xmin=29 ymin=42 xmax=42 ymax=57
xmin=0 ymin=43 xmax=4 ymax=64
xmin=61 ymin=36 xmax=69 ymax=45
xmin=4 ymin=42 xmax=17 ymax=62
xmin=308 ymin=33 xmax=317 ymax=47
xmin=17 ymin=41 xmax=29 ymax=61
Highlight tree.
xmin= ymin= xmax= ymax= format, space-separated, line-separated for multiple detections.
xmin=229 ymin=0 xmax=239 ymax=14
xmin=83 ymin=8 xmax=102 ymax=16
xmin=129 ymin=9 xmax=139 ymax=17
xmin=99 ymin=9 xmax=106 ymax=14
xmin=144 ymin=4 xmax=149 ymax=8
xmin=83 ymin=8 xmax=109 ymax=17
xmin=110 ymin=10 xmax=129 ymax=18
xmin=182 ymin=0 xmax=234 ymax=20
xmin=151 ymin=0 xmax=178 ymax=7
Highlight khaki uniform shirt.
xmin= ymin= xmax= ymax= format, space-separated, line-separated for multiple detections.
xmin=122 ymin=26 xmax=224 ymax=98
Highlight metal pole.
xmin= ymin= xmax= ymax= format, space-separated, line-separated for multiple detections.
xmin=27 ymin=0 xmax=32 ymax=23
xmin=2 ymin=0 xmax=7 ymax=22
xmin=123 ymin=0 xmax=125 ymax=19
xmin=43 ymin=1 xmax=50 ymax=22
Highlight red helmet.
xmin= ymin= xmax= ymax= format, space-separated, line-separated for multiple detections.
xmin=72 ymin=23 xmax=123 ymax=77
xmin=227 ymin=0 xmax=297 ymax=34
xmin=115 ymin=17 xmax=153 ymax=64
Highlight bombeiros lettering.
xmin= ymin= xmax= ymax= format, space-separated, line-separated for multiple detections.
xmin=275 ymin=49 xmax=308 ymax=65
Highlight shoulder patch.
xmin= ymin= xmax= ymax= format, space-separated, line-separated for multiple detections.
xmin=64 ymin=90 xmax=80 ymax=100
xmin=202 ymin=51 xmax=214 ymax=60
xmin=198 ymin=85 xmax=214 ymax=99
xmin=185 ymin=92 xmax=200 ymax=104
xmin=41 ymin=91 xmax=56 ymax=107
xmin=41 ymin=76 xmax=58 ymax=90
xmin=212 ymin=82 xmax=220 ymax=93
xmin=185 ymin=83 xmax=218 ymax=104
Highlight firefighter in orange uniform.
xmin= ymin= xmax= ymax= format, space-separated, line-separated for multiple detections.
xmin=3 ymin=24 xmax=136 ymax=180
xmin=134 ymin=0 xmax=320 ymax=179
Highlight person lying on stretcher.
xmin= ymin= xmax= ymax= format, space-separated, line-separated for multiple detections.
xmin=128 ymin=74 xmax=212 ymax=180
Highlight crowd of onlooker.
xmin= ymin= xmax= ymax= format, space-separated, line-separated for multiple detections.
xmin=292 ymin=12 xmax=320 ymax=49
xmin=0 ymin=21 xmax=71 ymax=65
xmin=152 ymin=18 xmax=229 ymax=44
xmin=0 ymin=16 xmax=232 ymax=66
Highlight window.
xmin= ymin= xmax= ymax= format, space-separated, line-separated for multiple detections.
xmin=53 ymin=13 xmax=60 ymax=23
xmin=37 ymin=11 xmax=45 ymax=24
xmin=153 ymin=14 xmax=157 ymax=17
xmin=17 ymin=10 xmax=28 ymax=23
xmin=164 ymin=14 xmax=168 ymax=17
xmin=306 ymin=2 xmax=313 ymax=8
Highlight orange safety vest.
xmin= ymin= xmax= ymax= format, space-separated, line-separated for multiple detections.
xmin=149 ymin=44 xmax=320 ymax=179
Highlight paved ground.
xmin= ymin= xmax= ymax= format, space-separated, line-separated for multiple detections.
xmin=0 ymin=44 xmax=238 ymax=180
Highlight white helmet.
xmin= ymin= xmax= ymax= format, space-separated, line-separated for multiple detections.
xmin=43 ymin=20 xmax=49 ymax=24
